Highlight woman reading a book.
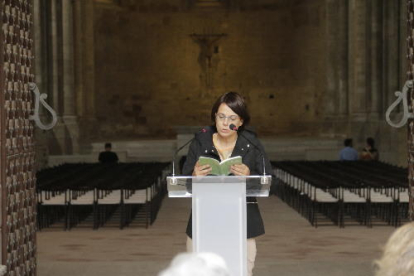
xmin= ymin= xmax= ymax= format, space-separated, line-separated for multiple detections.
xmin=182 ymin=92 xmax=273 ymax=276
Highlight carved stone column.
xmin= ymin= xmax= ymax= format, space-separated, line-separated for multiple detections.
xmin=407 ymin=0 xmax=414 ymax=220
xmin=1 ymin=0 xmax=38 ymax=273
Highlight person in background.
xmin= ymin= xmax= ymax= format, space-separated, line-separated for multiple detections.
xmin=374 ymin=222 xmax=414 ymax=276
xmin=159 ymin=252 xmax=230 ymax=276
xmin=339 ymin=138 xmax=358 ymax=161
xmin=98 ymin=142 xmax=119 ymax=163
xmin=360 ymin=137 xmax=379 ymax=161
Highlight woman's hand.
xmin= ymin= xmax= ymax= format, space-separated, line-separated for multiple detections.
xmin=192 ymin=161 xmax=212 ymax=176
xmin=231 ymin=163 xmax=250 ymax=176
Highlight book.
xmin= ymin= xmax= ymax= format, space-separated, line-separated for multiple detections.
xmin=198 ymin=156 xmax=242 ymax=176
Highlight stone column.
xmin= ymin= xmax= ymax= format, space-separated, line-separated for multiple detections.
xmin=83 ymin=0 xmax=96 ymax=118
xmin=0 ymin=0 xmax=5 ymax=263
xmin=33 ymin=0 xmax=44 ymax=92
xmin=73 ymin=0 xmax=96 ymax=142
xmin=407 ymin=0 xmax=414 ymax=220
xmin=62 ymin=0 xmax=80 ymax=153
xmin=348 ymin=0 xmax=368 ymax=117
xmin=383 ymin=0 xmax=403 ymax=112
xmin=73 ymin=0 xmax=85 ymax=117
xmin=50 ymin=0 xmax=61 ymax=114
xmin=33 ymin=0 xmax=51 ymax=165
xmin=46 ymin=0 xmax=70 ymax=154
xmin=401 ymin=0 xmax=408 ymax=87
xmin=325 ymin=0 xmax=348 ymax=117
xmin=367 ymin=0 xmax=383 ymax=117
xmin=62 ymin=0 xmax=75 ymax=116
xmin=74 ymin=0 xmax=95 ymax=118
xmin=33 ymin=0 xmax=81 ymax=154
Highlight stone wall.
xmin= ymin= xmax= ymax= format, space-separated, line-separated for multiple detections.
xmin=32 ymin=0 xmax=409 ymax=167
xmin=92 ymin=0 xmax=327 ymax=138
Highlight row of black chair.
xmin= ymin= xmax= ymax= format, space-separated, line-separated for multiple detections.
xmin=37 ymin=162 xmax=170 ymax=230
xmin=37 ymin=163 xmax=169 ymax=190
xmin=272 ymin=161 xmax=408 ymax=228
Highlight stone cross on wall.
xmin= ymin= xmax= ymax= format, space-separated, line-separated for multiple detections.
xmin=190 ymin=33 xmax=227 ymax=89
xmin=190 ymin=33 xmax=227 ymax=70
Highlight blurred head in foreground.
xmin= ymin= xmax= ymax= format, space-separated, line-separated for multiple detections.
xmin=375 ymin=222 xmax=414 ymax=276
xmin=159 ymin=252 xmax=230 ymax=276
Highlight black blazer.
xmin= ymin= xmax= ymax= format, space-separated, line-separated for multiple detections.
xmin=182 ymin=125 xmax=273 ymax=239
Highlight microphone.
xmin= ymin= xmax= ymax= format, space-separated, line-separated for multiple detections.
xmin=229 ymin=124 xmax=238 ymax=131
xmin=229 ymin=124 xmax=269 ymax=183
xmin=171 ymin=128 xmax=207 ymax=177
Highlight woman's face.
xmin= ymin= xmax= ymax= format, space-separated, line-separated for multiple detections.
xmin=215 ymin=103 xmax=243 ymax=139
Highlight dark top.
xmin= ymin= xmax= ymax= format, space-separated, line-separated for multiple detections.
xmin=98 ymin=151 xmax=119 ymax=164
xmin=361 ymin=147 xmax=379 ymax=161
xmin=182 ymin=126 xmax=273 ymax=239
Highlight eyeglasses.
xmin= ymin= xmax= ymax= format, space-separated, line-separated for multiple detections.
xmin=216 ymin=113 xmax=239 ymax=122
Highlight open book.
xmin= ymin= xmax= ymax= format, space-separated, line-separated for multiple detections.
xmin=198 ymin=156 xmax=242 ymax=176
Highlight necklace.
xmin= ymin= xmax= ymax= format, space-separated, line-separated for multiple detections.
xmin=213 ymin=133 xmax=237 ymax=160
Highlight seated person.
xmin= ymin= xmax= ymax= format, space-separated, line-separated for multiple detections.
xmin=339 ymin=138 xmax=358 ymax=161
xmin=360 ymin=137 xmax=379 ymax=161
xmin=98 ymin=143 xmax=119 ymax=163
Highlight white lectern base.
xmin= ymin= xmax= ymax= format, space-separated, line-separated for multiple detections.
xmin=167 ymin=175 xmax=271 ymax=276
xmin=193 ymin=180 xmax=247 ymax=276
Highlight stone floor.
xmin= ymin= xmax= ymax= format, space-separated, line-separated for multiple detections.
xmin=37 ymin=196 xmax=396 ymax=276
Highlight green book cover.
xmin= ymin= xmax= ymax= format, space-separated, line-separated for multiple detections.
xmin=198 ymin=156 xmax=242 ymax=176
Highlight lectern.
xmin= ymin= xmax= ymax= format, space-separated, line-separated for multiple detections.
xmin=167 ymin=175 xmax=271 ymax=276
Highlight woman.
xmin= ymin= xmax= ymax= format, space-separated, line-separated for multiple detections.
xmin=360 ymin=137 xmax=379 ymax=161
xmin=182 ymin=92 xmax=273 ymax=276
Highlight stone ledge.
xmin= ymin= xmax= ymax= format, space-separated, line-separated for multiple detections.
xmin=53 ymin=136 xmax=397 ymax=164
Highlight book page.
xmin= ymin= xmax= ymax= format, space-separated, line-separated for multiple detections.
xmin=219 ymin=156 xmax=242 ymax=175
xmin=198 ymin=156 xmax=221 ymax=175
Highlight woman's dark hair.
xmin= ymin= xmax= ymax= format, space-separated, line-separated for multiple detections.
xmin=367 ymin=137 xmax=375 ymax=148
xmin=211 ymin=92 xmax=250 ymax=130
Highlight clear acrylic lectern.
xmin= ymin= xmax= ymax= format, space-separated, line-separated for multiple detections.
xmin=167 ymin=175 xmax=271 ymax=276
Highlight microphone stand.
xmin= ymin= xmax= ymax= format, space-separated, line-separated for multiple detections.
xmin=172 ymin=138 xmax=194 ymax=177
xmin=170 ymin=128 xmax=206 ymax=184
xmin=229 ymin=124 xmax=270 ymax=184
